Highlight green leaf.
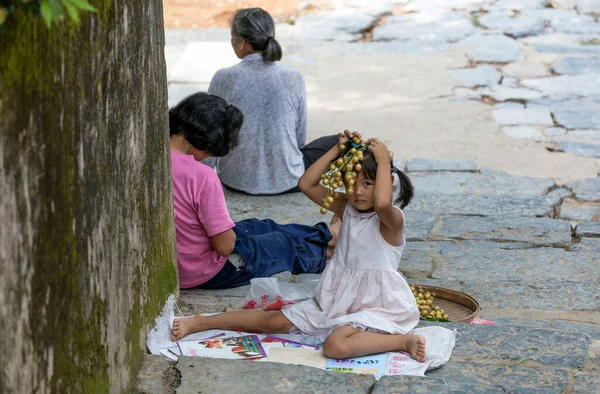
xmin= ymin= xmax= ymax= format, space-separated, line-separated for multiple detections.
xmin=69 ymin=0 xmax=97 ymax=12
xmin=0 ymin=8 xmax=9 ymax=27
xmin=62 ymin=0 xmax=79 ymax=22
xmin=40 ymin=1 xmax=53 ymax=27
xmin=48 ymin=0 xmax=64 ymax=19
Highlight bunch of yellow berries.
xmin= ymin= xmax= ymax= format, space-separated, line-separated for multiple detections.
xmin=411 ymin=285 xmax=450 ymax=322
xmin=319 ymin=136 xmax=368 ymax=215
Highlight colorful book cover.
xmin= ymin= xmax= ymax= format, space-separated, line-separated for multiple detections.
xmin=325 ymin=353 xmax=388 ymax=379
xmin=261 ymin=336 xmax=319 ymax=350
xmin=177 ymin=335 xmax=266 ymax=360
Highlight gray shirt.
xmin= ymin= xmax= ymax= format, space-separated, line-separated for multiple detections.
xmin=208 ymin=53 xmax=307 ymax=194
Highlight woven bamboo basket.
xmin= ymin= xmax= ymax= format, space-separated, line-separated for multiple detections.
xmin=414 ymin=285 xmax=480 ymax=323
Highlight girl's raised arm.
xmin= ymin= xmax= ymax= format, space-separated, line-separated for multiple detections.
xmin=298 ymin=130 xmax=359 ymax=218
xmin=367 ymin=138 xmax=405 ymax=233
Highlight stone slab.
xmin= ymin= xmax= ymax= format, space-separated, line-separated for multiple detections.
xmin=373 ymin=12 xmax=475 ymax=43
xmin=492 ymin=108 xmax=553 ymax=126
xmin=409 ymin=172 xmax=555 ymax=196
xmin=437 ymin=323 xmax=592 ymax=369
xmin=558 ymin=140 xmax=600 ymax=158
xmin=225 ymin=189 xmax=333 ymax=226
xmin=502 ymin=126 xmax=545 ymax=140
xmin=568 ymin=129 xmax=600 ymax=140
xmin=523 ymin=33 xmax=600 ymax=55
xmin=404 ymin=210 xmax=438 ymax=241
xmin=479 ymin=85 xmax=544 ymax=101
xmin=137 ymin=355 xmax=179 ymax=394
xmin=479 ymin=13 xmax=545 ymax=38
xmin=177 ymin=294 xmax=245 ymax=315
xmin=406 ymin=158 xmax=478 ymax=172
xmin=552 ymin=20 xmax=600 ymax=34
xmin=488 ymin=318 xmax=600 ymax=339
xmin=427 ymin=361 xmax=570 ymax=393
xmin=430 ymin=242 xmax=600 ymax=284
xmin=408 ymin=193 xmax=557 ymax=217
xmin=568 ymin=177 xmax=600 ymax=201
xmin=492 ymin=0 xmax=547 ymax=10
xmin=544 ymin=127 xmax=567 ymax=137
xmin=502 ymin=62 xmax=550 ymax=79
xmin=552 ymin=56 xmax=600 ymax=75
xmin=576 ymin=0 xmax=600 ymax=13
xmin=177 ymin=357 xmax=376 ymax=394
xmin=447 ymin=66 xmax=501 ymax=87
xmin=574 ymin=373 xmax=600 ymax=394
xmin=295 ymin=7 xmax=387 ymax=42
xmin=522 ymin=74 xmax=600 ymax=98
xmin=399 ymin=242 xmax=463 ymax=278
xmin=434 ymin=216 xmax=572 ymax=246
xmin=524 ymin=8 xmax=594 ymax=24
xmin=545 ymin=187 xmax=572 ymax=200
xmin=553 ymin=109 xmax=600 ymax=129
xmin=559 ymin=200 xmax=600 ymax=220
xmin=576 ymin=221 xmax=600 ymax=237
xmin=462 ymin=34 xmax=523 ymax=63
xmin=412 ymin=277 xmax=600 ymax=311
xmin=373 ymin=376 xmax=506 ymax=393
xmin=493 ymin=102 xmax=525 ymax=109
xmin=526 ymin=97 xmax=600 ymax=111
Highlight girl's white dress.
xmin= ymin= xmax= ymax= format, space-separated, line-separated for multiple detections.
xmin=282 ymin=203 xmax=420 ymax=338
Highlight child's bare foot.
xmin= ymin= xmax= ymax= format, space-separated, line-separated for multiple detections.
xmin=327 ymin=215 xmax=342 ymax=259
xmin=171 ymin=316 xmax=206 ymax=341
xmin=405 ymin=334 xmax=427 ymax=362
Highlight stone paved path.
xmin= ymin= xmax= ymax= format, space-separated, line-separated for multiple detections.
xmin=138 ymin=158 xmax=600 ymax=393
xmin=140 ymin=1 xmax=600 ymax=392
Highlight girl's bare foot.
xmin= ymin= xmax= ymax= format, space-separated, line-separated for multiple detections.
xmin=171 ymin=316 xmax=206 ymax=341
xmin=327 ymin=215 xmax=342 ymax=259
xmin=404 ymin=334 xmax=427 ymax=362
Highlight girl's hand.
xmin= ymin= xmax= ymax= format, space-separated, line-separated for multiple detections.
xmin=338 ymin=130 xmax=364 ymax=146
xmin=366 ymin=138 xmax=391 ymax=163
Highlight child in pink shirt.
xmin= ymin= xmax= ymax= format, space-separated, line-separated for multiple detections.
xmin=170 ymin=93 xmax=339 ymax=289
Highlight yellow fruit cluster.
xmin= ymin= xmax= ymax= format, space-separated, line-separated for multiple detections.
xmin=411 ymin=285 xmax=449 ymax=321
xmin=319 ymin=137 xmax=368 ymax=214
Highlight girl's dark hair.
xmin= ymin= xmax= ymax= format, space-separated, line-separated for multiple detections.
xmin=169 ymin=92 xmax=243 ymax=157
xmin=232 ymin=8 xmax=282 ymax=62
xmin=360 ymin=152 xmax=414 ymax=209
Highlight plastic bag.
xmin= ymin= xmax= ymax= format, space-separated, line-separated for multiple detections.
xmin=243 ymin=278 xmax=317 ymax=310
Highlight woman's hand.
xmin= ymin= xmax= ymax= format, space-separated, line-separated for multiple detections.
xmin=366 ymin=138 xmax=391 ymax=164
xmin=338 ymin=130 xmax=364 ymax=146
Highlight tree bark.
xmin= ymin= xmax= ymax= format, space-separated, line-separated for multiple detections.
xmin=0 ymin=1 xmax=177 ymax=392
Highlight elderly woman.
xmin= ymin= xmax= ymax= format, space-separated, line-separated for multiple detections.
xmin=169 ymin=92 xmax=339 ymax=289
xmin=208 ymin=7 xmax=337 ymax=195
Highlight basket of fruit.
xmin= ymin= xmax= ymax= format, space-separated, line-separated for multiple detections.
xmin=411 ymin=284 xmax=480 ymax=323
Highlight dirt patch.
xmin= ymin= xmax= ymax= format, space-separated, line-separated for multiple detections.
xmin=163 ymin=0 xmax=313 ymax=29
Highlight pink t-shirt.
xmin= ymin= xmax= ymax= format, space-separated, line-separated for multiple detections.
xmin=171 ymin=150 xmax=235 ymax=288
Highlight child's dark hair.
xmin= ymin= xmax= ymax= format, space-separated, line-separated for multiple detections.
xmin=361 ymin=152 xmax=414 ymax=209
xmin=232 ymin=8 xmax=282 ymax=62
xmin=169 ymin=92 xmax=243 ymax=157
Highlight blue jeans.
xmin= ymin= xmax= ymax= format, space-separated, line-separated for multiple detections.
xmin=199 ymin=218 xmax=332 ymax=289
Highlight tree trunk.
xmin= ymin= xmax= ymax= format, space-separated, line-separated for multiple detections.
xmin=0 ymin=1 xmax=177 ymax=392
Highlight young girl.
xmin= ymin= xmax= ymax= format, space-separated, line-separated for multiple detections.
xmin=171 ymin=130 xmax=426 ymax=362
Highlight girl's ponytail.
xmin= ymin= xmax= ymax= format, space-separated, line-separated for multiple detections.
xmin=392 ymin=167 xmax=414 ymax=209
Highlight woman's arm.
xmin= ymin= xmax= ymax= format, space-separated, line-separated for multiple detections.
xmin=210 ymin=229 xmax=236 ymax=257
xmin=368 ymin=138 xmax=404 ymax=233
xmin=298 ymin=130 xmax=359 ymax=218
